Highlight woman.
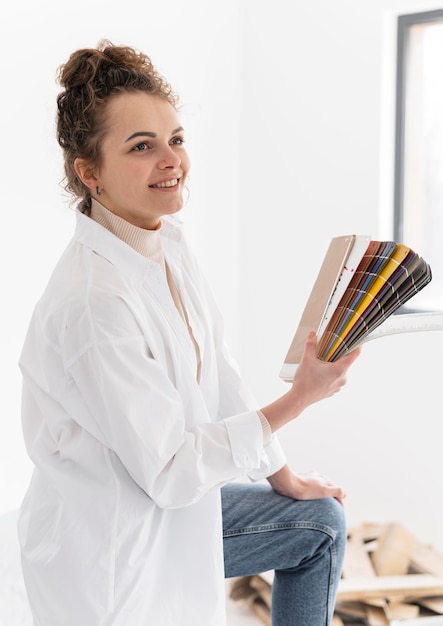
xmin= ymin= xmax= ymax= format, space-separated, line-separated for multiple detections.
xmin=18 ymin=40 xmax=361 ymax=625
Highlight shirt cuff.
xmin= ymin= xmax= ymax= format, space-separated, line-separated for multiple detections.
xmin=223 ymin=411 xmax=265 ymax=470
xmin=256 ymin=409 xmax=272 ymax=444
xmin=263 ymin=435 xmax=287 ymax=475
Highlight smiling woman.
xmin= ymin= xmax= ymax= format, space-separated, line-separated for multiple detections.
xmin=74 ymin=91 xmax=190 ymax=228
xmin=18 ymin=39 xmax=361 ymax=626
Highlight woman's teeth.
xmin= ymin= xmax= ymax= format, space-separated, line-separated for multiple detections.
xmin=151 ymin=179 xmax=178 ymax=188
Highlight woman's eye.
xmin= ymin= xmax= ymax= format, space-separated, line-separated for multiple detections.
xmin=171 ymin=136 xmax=185 ymax=145
xmin=133 ymin=142 xmax=149 ymax=152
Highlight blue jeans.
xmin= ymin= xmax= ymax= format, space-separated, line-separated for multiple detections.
xmin=222 ymin=482 xmax=346 ymax=626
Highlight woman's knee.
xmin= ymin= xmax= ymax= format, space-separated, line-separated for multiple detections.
xmin=289 ymin=497 xmax=347 ymax=561
xmin=316 ymin=497 xmax=346 ymax=532
xmin=313 ymin=497 xmax=347 ymax=548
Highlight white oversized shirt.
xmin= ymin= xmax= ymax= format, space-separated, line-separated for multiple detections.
xmin=18 ymin=211 xmax=286 ymax=625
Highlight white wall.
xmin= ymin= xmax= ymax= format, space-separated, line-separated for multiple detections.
xmin=1 ymin=0 xmax=442 ymax=554
xmin=235 ymin=0 xmax=443 ymax=553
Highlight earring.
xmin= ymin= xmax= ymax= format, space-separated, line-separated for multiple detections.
xmin=96 ymin=186 xmax=101 ymax=196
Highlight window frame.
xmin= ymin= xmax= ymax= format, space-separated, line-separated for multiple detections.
xmin=393 ymin=8 xmax=443 ymax=310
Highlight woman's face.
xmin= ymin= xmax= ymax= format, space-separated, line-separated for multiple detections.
xmin=93 ymin=92 xmax=190 ymax=229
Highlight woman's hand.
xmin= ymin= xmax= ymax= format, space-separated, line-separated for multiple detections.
xmin=290 ymin=331 xmax=361 ymax=406
xmin=267 ymin=464 xmax=346 ymax=506
xmin=260 ymin=332 xmax=361 ymax=432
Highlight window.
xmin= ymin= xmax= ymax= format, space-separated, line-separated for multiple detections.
xmin=394 ymin=9 xmax=443 ymax=311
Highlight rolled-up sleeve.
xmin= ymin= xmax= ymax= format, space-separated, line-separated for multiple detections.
xmin=224 ymin=412 xmax=286 ymax=480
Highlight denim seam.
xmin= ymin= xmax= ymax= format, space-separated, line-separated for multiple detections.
xmin=223 ymin=521 xmax=337 ymax=539
xmin=327 ymin=542 xmax=338 ymax=622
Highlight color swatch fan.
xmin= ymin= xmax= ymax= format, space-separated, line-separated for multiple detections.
xmin=280 ymin=235 xmax=437 ymax=381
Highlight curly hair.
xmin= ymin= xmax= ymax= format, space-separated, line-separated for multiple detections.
xmin=56 ymin=40 xmax=178 ymax=212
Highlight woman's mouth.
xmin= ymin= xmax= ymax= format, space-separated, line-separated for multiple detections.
xmin=149 ymin=178 xmax=179 ymax=189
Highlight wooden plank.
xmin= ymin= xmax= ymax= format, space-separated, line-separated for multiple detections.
xmin=364 ymin=604 xmax=390 ymax=626
xmin=371 ymin=523 xmax=416 ymax=576
xmin=250 ymin=575 xmax=271 ymax=608
xmin=229 ymin=576 xmax=255 ymax=601
xmin=411 ymin=543 xmax=443 ymax=577
xmin=337 ymin=574 xmax=443 ymax=602
xmin=352 ymin=522 xmax=387 ymax=543
xmin=388 ymin=602 xmax=420 ymax=619
xmin=365 ymin=598 xmax=389 ymax=608
xmin=250 ymin=597 xmax=271 ymax=626
xmin=343 ymin=528 xmax=377 ymax=578
xmin=418 ymin=597 xmax=443 ymax=614
xmin=334 ymin=600 xmax=368 ymax=618
xmin=388 ymin=617 xmax=443 ymax=624
xmin=344 ymin=524 xmax=392 ymax=626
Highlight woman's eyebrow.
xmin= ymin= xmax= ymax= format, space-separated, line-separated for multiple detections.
xmin=125 ymin=131 xmax=156 ymax=142
xmin=125 ymin=127 xmax=184 ymax=143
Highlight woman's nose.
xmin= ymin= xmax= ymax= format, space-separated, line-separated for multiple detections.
xmin=158 ymin=145 xmax=181 ymax=169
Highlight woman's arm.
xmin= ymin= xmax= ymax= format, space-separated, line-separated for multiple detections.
xmin=259 ymin=332 xmax=361 ymax=433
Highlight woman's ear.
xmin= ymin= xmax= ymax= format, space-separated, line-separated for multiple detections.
xmin=74 ymin=158 xmax=100 ymax=192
